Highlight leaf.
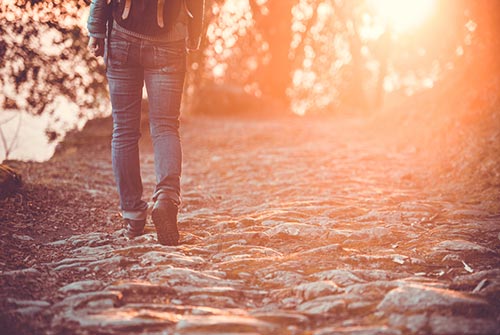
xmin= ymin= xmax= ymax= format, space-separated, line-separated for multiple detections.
xmin=472 ymin=278 xmax=488 ymax=293
xmin=392 ymin=255 xmax=405 ymax=264
xmin=462 ymin=260 xmax=473 ymax=273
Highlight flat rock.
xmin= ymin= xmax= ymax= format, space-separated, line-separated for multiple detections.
xmin=387 ymin=313 xmax=429 ymax=333
xmin=7 ymin=298 xmax=51 ymax=308
xmin=113 ymin=244 xmax=178 ymax=256
xmin=52 ymin=291 xmax=123 ymax=311
xmin=183 ymin=285 xmax=255 ymax=299
xmin=88 ymin=255 xmax=135 ymax=272
xmin=13 ymin=234 xmax=34 ymax=241
xmin=294 ymin=280 xmax=341 ymax=301
xmin=432 ymin=240 xmax=496 ymax=254
xmin=314 ymin=326 xmax=402 ymax=335
xmin=47 ymin=232 xmax=112 ymax=248
xmin=346 ymin=227 xmax=393 ymax=241
xmin=213 ymin=245 xmax=283 ymax=262
xmin=264 ymin=222 xmax=327 ymax=238
xmin=216 ymin=257 xmax=277 ymax=276
xmin=298 ymin=244 xmax=342 ymax=257
xmin=14 ymin=306 xmax=46 ymax=317
xmin=203 ymin=231 xmax=264 ymax=245
xmin=53 ymin=307 xmax=179 ymax=332
xmin=344 ymin=280 xmax=400 ymax=298
xmin=54 ymin=262 xmax=91 ymax=272
xmin=429 ymin=314 xmax=499 ymax=335
xmin=377 ymin=284 xmax=492 ymax=316
xmin=452 ymin=269 xmax=500 ymax=287
xmin=147 ymin=267 xmax=231 ymax=287
xmin=106 ymin=280 xmax=176 ymax=296
xmin=313 ymin=270 xmax=365 ymax=287
xmin=139 ymin=251 xmax=205 ymax=267
xmin=59 ymin=280 xmax=104 ymax=294
xmin=0 ymin=267 xmax=41 ymax=279
xmin=297 ymin=295 xmax=347 ymax=315
xmin=448 ymin=209 xmax=491 ymax=218
xmin=352 ymin=269 xmax=408 ymax=282
xmin=340 ymin=254 xmax=418 ymax=267
xmin=256 ymin=270 xmax=305 ymax=287
xmin=184 ymin=293 xmax=239 ymax=308
xmin=250 ymin=311 xmax=309 ymax=326
xmin=174 ymin=315 xmax=279 ymax=334
xmin=71 ymin=244 xmax=116 ymax=258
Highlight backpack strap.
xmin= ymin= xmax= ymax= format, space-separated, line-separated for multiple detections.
xmin=122 ymin=0 xmax=132 ymax=20
xmin=184 ymin=0 xmax=193 ymax=18
xmin=157 ymin=0 xmax=165 ymax=28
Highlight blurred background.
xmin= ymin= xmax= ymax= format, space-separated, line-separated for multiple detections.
xmin=0 ymin=0 xmax=499 ymax=168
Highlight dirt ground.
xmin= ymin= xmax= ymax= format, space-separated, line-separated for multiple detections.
xmin=0 ymin=114 xmax=499 ymax=334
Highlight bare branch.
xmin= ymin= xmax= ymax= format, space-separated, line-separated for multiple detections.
xmin=0 ymin=114 xmax=22 ymax=161
xmin=0 ymin=127 xmax=9 ymax=161
xmin=0 ymin=114 xmax=17 ymax=126
xmin=10 ymin=114 xmax=22 ymax=156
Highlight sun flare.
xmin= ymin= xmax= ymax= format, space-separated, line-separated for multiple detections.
xmin=368 ymin=0 xmax=435 ymax=32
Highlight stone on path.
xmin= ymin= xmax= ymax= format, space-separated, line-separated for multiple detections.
xmin=313 ymin=326 xmax=402 ymax=335
xmin=294 ymin=280 xmax=342 ymax=301
xmin=297 ymin=295 xmax=347 ymax=315
xmin=313 ymin=270 xmax=365 ymax=287
xmin=428 ymin=315 xmax=499 ymax=335
xmin=6 ymin=298 xmax=51 ymax=317
xmin=174 ymin=314 xmax=280 ymax=334
xmin=376 ymin=284 xmax=492 ymax=316
xmin=58 ymin=280 xmax=104 ymax=294
xmin=264 ymin=222 xmax=328 ymax=238
xmin=54 ymin=307 xmax=179 ymax=334
xmin=433 ymin=240 xmax=496 ymax=254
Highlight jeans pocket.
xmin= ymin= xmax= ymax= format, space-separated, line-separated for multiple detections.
xmin=109 ymin=39 xmax=130 ymax=67
xmin=153 ymin=42 xmax=186 ymax=73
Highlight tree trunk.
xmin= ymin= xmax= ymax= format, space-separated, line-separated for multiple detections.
xmin=250 ymin=0 xmax=295 ymax=106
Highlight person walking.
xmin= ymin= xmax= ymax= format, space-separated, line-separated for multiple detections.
xmin=87 ymin=0 xmax=204 ymax=245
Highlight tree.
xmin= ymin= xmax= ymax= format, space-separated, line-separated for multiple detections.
xmin=249 ymin=0 xmax=295 ymax=105
xmin=0 ymin=114 xmax=21 ymax=161
xmin=0 ymin=0 xmax=108 ymax=138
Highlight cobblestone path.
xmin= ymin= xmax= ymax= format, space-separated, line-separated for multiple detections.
xmin=2 ymin=117 xmax=499 ymax=334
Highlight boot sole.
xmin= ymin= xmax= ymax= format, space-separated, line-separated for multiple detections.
xmin=152 ymin=206 xmax=179 ymax=246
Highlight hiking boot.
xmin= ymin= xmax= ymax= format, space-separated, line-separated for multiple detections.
xmin=152 ymin=200 xmax=179 ymax=246
xmin=125 ymin=218 xmax=146 ymax=238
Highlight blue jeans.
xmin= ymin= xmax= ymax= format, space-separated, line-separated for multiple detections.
xmin=106 ymin=29 xmax=186 ymax=220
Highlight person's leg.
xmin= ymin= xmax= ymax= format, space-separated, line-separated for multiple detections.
xmin=106 ymin=32 xmax=148 ymax=222
xmin=143 ymin=39 xmax=186 ymax=245
xmin=144 ymin=40 xmax=186 ymax=207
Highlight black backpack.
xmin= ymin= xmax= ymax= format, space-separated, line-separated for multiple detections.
xmin=112 ymin=0 xmax=183 ymax=36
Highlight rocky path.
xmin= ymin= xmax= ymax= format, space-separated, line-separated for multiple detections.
xmin=1 ymin=116 xmax=499 ymax=334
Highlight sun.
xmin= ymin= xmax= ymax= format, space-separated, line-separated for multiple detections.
xmin=368 ymin=0 xmax=435 ymax=32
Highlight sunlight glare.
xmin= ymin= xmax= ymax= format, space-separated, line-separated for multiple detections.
xmin=368 ymin=0 xmax=435 ymax=32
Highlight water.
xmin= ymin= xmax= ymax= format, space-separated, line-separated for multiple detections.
xmin=0 ymin=97 xmax=110 ymax=162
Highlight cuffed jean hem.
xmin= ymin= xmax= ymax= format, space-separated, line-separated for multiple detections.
xmin=122 ymin=209 xmax=148 ymax=221
xmin=152 ymin=189 xmax=181 ymax=207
